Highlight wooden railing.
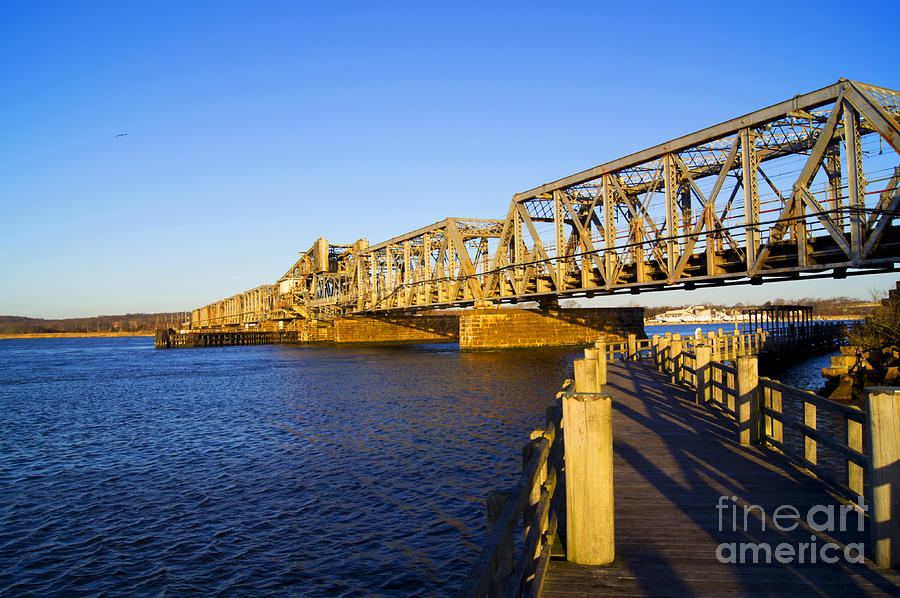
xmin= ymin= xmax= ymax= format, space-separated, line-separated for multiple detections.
xmin=758 ymin=377 xmax=867 ymax=504
xmin=649 ymin=333 xmax=867 ymax=506
xmin=707 ymin=361 xmax=739 ymax=419
xmin=456 ymin=398 xmax=565 ymax=598
xmin=649 ymin=333 xmax=900 ymax=568
xmin=459 ymin=323 xmax=878 ymax=593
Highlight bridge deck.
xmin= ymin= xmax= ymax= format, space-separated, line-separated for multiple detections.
xmin=542 ymin=360 xmax=900 ymax=597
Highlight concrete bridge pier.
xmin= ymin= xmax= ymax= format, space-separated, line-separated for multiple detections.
xmin=458 ymin=307 xmax=645 ymax=351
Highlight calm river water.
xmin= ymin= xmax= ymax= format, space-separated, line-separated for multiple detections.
xmin=0 ymin=337 xmax=579 ymax=596
xmin=0 ymin=333 xmax=834 ymax=596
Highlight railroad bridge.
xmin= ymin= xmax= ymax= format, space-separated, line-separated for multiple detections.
xmin=185 ymin=79 xmax=900 ymax=349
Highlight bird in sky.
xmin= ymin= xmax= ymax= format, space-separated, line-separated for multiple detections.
xmin=115 ymin=133 xmax=128 ymax=137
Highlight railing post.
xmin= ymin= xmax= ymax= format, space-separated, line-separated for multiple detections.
xmin=564 ymin=363 xmax=614 ymax=565
xmin=695 ymin=344 xmax=711 ymax=405
xmin=670 ymin=334 xmax=683 ymax=384
xmin=737 ymin=355 xmax=761 ymax=445
xmin=574 ymin=359 xmax=599 ymax=394
xmin=584 ymin=347 xmax=607 ymax=387
xmin=593 ymin=339 xmax=608 ymax=385
xmin=651 ymin=335 xmax=660 ymax=368
xmin=848 ymin=417 xmax=864 ymax=498
xmin=626 ymin=333 xmax=637 ymax=361
xmin=486 ymin=490 xmax=514 ymax=595
xmin=764 ymin=386 xmax=783 ymax=446
xmin=658 ymin=335 xmax=670 ymax=373
xmin=866 ymin=388 xmax=900 ymax=569
xmin=805 ymin=401 xmax=817 ymax=468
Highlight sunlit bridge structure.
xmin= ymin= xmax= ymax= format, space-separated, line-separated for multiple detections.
xmin=193 ymin=79 xmax=900 ymax=328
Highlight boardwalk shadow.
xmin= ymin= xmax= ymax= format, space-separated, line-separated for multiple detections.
xmin=544 ymin=360 xmax=900 ymax=597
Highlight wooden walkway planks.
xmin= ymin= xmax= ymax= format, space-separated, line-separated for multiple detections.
xmin=542 ymin=360 xmax=900 ymax=597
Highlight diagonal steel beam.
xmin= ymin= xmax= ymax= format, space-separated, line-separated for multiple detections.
xmin=517 ymin=204 xmax=559 ymax=290
xmin=558 ymin=190 xmax=607 ymax=284
xmin=751 ymin=92 xmax=845 ymax=275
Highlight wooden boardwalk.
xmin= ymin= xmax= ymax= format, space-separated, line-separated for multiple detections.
xmin=542 ymin=360 xmax=900 ymax=597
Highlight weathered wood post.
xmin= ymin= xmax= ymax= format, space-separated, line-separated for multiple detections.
xmin=695 ymin=344 xmax=711 ymax=405
xmin=847 ymin=416 xmax=864 ymax=497
xmin=593 ymin=339 xmax=608 ymax=385
xmin=566 ymin=358 xmax=614 ymax=565
xmin=670 ymin=334 xmax=683 ymax=384
xmin=710 ymin=332 xmax=718 ymax=362
xmin=866 ymin=388 xmax=900 ymax=569
xmin=651 ymin=335 xmax=660 ymax=368
xmin=805 ymin=401 xmax=817 ymax=468
xmin=658 ymin=335 xmax=670 ymax=373
xmin=584 ymin=348 xmax=607 ymax=387
xmin=626 ymin=333 xmax=637 ymax=361
xmin=736 ymin=355 xmax=761 ymax=445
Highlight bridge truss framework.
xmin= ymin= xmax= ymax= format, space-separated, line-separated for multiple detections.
xmin=193 ymin=79 xmax=900 ymax=328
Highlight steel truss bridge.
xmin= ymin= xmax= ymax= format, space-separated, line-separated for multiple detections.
xmin=193 ymin=79 xmax=900 ymax=328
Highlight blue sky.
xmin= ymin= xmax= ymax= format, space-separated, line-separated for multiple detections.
xmin=2 ymin=1 xmax=899 ymax=318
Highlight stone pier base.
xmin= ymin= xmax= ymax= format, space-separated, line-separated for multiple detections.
xmin=459 ymin=307 xmax=645 ymax=350
xmin=332 ymin=314 xmax=459 ymax=344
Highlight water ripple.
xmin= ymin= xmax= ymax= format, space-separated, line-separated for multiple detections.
xmin=0 ymin=338 xmax=575 ymax=596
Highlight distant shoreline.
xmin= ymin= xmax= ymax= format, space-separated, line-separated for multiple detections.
xmin=644 ymin=315 xmax=863 ymax=326
xmin=0 ymin=332 xmax=154 ymax=340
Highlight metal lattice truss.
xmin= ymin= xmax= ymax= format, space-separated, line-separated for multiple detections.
xmin=193 ymin=79 xmax=900 ymax=325
xmin=479 ymin=79 xmax=900 ymax=304
xmin=324 ymin=218 xmax=503 ymax=314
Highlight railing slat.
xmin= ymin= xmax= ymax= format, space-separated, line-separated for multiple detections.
xmin=761 ymin=377 xmax=866 ymax=420
xmin=770 ymin=415 xmax=869 ymax=468
xmin=765 ymin=437 xmax=863 ymax=503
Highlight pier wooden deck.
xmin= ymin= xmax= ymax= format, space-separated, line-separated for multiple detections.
xmin=541 ymin=360 xmax=900 ymax=597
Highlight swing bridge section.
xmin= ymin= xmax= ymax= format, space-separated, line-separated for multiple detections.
xmin=194 ymin=79 xmax=900 ymax=327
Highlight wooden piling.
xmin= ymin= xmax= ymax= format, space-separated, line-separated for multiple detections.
xmin=736 ymin=355 xmax=760 ymax=445
xmin=562 ymin=382 xmax=614 ymax=565
xmin=866 ymin=388 xmax=900 ymax=569
xmin=626 ymin=333 xmax=637 ymax=361
xmin=658 ymin=336 xmax=670 ymax=373
xmin=586 ymin=345 xmax=607 ymax=386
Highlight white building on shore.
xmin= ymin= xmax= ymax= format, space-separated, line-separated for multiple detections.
xmin=649 ymin=306 xmax=745 ymax=324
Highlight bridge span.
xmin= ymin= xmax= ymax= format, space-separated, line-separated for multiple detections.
xmin=191 ymin=79 xmax=900 ymax=330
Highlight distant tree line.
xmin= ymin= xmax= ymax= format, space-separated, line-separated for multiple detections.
xmin=0 ymin=313 xmax=190 ymax=334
